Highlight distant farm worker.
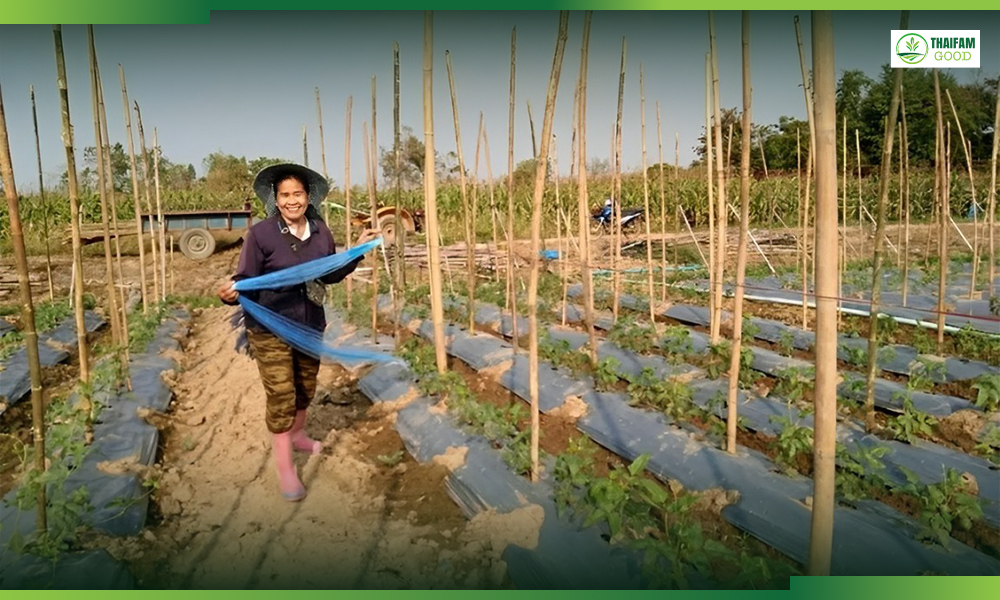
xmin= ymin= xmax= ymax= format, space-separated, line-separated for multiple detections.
xmin=218 ymin=163 xmax=378 ymax=501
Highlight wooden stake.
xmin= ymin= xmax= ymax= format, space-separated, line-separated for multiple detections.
xmin=841 ymin=116 xmax=847 ymax=329
xmin=901 ymin=90 xmax=911 ymax=305
xmin=506 ymin=27 xmax=519 ymax=352
xmin=808 ymin=9 xmax=837 ymax=577
xmin=656 ymin=102 xmax=667 ymax=303
xmin=480 ymin=114 xmax=501 ymax=282
xmin=316 ymin=88 xmax=328 ymax=180
xmin=152 ymin=127 xmax=166 ymax=302
xmin=988 ymin=77 xmax=999 ymax=302
xmin=527 ymin=10 xmax=569 ymax=482
xmin=362 ymin=120 xmax=379 ymax=337
xmin=370 ymin=77 xmax=382 ymax=337
xmin=29 ymin=85 xmax=54 ymax=301
xmin=53 ymin=25 xmax=91 ymax=386
xmin=934 ymin=70 xmax=948 ymax=351
xmin=856 ymin=128 xmax=864 ymax=260
xmin=576 ymin=11 xmax=598 ymax=364
xmin=798 ymin=127 xmax=806 ymax=328
xmin=527 ymin=99 xmax=538 ymax=159
xmin=0 ymin=65 xmax=48 ymax=536
xmin=118 ymin=64 xmax=148 ymax=313
xmin=710 ymin=13 xmax=726 ymax=343
xmin=726 ymin=11 xmax=752 ymax=455
xmin=639 ymin=65 xmax=655 ymax=322
xmin=345 ymin=96 xmax=354 ymax=313
xmin=612 ymin=37 xmax=627 ymax=323
xmin=87 ymin=25 xmax=122 ymax=347
xmin=302 ymin=124 xmax=309 ymax=168
xmin=945 ymin=88 xmax=980 ymax=298
xmin=133 ymin=101 xmax=160 ymax=303
xmin=705 ymin=53 xmax=717 ymax=345
xmin=675 ymin=132 xmax=681 ymax=266
xmin=424 ymin=11 xmax=448 ymax=374
xmin=445 ymin=51 xmax=477 ymax=333
xmin=864 ymin=11 xmax=908 ymax=433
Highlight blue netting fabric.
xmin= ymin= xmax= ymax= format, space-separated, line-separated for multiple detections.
xmin=232 ymin=238 xmax=381 ymax=292
xmin=233 ymin=238 xmax=393 ymax=364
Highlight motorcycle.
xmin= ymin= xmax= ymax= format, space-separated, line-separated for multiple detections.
xmin=591 ymin=199 xmax=645 ymax=235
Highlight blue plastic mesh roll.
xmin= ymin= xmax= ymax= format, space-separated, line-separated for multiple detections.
xmin=233 ymin=238 xmax=394 ymax=364
xmin=232 ymin=238 xmax=381 ymax=292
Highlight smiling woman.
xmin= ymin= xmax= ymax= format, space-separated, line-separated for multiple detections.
xmin=217 ymin=162 xmax=379 ymax=501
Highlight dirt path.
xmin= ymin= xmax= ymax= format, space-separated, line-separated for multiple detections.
xmin=81 ymin=307 xmax=539 ymax=589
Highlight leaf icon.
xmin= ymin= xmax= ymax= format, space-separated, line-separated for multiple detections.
xmin=907 ymin=37 xmax=919 ymax=52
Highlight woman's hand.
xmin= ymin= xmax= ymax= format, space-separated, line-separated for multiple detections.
xmin=355 ymin=228 xmax=381 ymax=246
xmin=218 ymin=279 xmax=239 ymax=304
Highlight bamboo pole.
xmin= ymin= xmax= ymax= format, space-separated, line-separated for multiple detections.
xmin=527 ymin=10 xmax=569 ymax=482
xmin=169 ymin=234 xmax=174 ymax=295
xmin=29 ymin=85 xmax=54 ymax=301
xmin=393 ymin=42 xmax=406 ymax=299
xmin=152 ymin=128 xmax=166 ymax=302
xmin=798 ymin=127 xmax=806 ymax=328
xmin=480 ymin=114 xmax=501 ymax=282
xmin=726 ymin=11 xmax=752 ymax=456
xmin=424 ymin=11 xmax=447 ymax=374
xmin=705 ymin=53 xmax=718 ymax=345
xmin=118 ymin=65 xmax=148 ymax=314
xmin=794 ymin=14 xmax=816 ymax=331
xmin=506 ymin=27 xmax=519 ymax=352
xmin=638 ymin=65 xmax=655 ymax=322
xmin=710 ymin=13 xmax=726 ymax=343
xmin=87 ymin=25 xmax=122 ymax=347
xmin=809 ymin=9 xmax=837 ymax=577
xmin=856 ymin=129 xmax=864 ymax=260
xmin=656 ymin=102 xmax=667 ymax=303
xmin=554 ymin=135 xmax=568 ymax=326
xmin=345 ymin=96 xmax=354 ymax=313
xmin=901 ymin=91 xmax=911 ymax=305
xmin=841 ymin=116 xmax=847 ymax=329
xmin=53 ymin=24 xmax=91 ymax=387
xmin=944 ymin=88 xmax=980 ymax=298
xmin=675 ymin=132 xmax=681 ymax=266
xmin=989 ymin=77 xmax=999 ymax=302
xmin=445 ymin=51 xmax=476 ymax=333
xmin=527 ymin=99 xmax=537 ymax=159
xmin=316 ymin=88 xmax=328 ymax=180
xmin=0 ymin=66 xmax=47 ymax=536
xmin=95 ymin=61 xmax=130 ymax=352
xmin=896 ymin=122 xmax=903 ymax=269
xmin=612 ymin=37 xmax=627 ymax=323
xmin=302 ymin=125 xmax=309 ymax=168
xmin=370 ymin=77 xmax=382 ymax=337
xmin=863 ymin=10 xmax=907 ymax=433
xmin=133 ymin=101 xmax=160 ymax=303
xmin=934 ymin=70 xmax=948 ymax=351
xmin=362 ymin=120 xmax=379 ymax=337
xmin=576 ymin=11 xmax=598 ymax=364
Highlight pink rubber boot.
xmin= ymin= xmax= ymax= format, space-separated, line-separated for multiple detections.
xmin=272 ymin=432 xmax=306 ymax=501
xmin=290 ymin=410 xmax=323 ymax=455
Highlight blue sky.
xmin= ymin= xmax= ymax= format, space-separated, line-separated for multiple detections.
xmin=0 ymin=10 xmax=997 ymax=193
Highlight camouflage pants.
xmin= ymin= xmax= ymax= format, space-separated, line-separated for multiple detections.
xmin=246 ymin=329 xmax=320 ymax=433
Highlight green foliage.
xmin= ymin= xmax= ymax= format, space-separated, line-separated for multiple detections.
xmin=971 ymin=374 xmax=1000 ymax=412
xmin=127 ymin=302 xmax=170 ymax=354
xmin=841 ymin=343 xmax=868 ymax=368
xmin=538 ymin=332 xmax=591 ymax=374
xmin=659 ymin=326 xmax=693 ymax=363
xmin=772 ymin=366 xmax=815 ymax=403
xmin=553 ymin=435 xmax=598 ymax=515
xmin=909 ymin=326 xmax=935 ymax=355
xmin=953 ymin=325 xmax=1000 ymax=365
xmin=768 ymin=415 xmax=813 ymax=472
xmin=594 ymin=357 xmax=622 ymax=391
xmin=834 ymin=443 xmax=889 ymax=502
xmin=0 ymin=330 xmax=25 ymax=360
xmin=907 ymin=357 xmax=946 ymax=392
xmin=777 ymin=330 xmax=796 ymax=357
xmin=625 ymin=368 xmax=695 ymax=420
xmin=608 ymin=316 xmax=657 ymax=355
xmin=740 ymin=317 xmax=760 ymax=344
xmin=886 ymin=393 xmax=937 ymax=444
xmin=874 ymin=314 xmax=899 ymax=345
xmin=973 ymin=427 xmax=1000 ymax=465
xmin=165 ymin=294 xmax=222 ymax=310
xmin=893 ymin=467 xmax=984 ymax=548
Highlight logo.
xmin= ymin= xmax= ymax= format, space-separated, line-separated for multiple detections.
xmin=891 ymin=30 xmax=980 ymax=69
xmin=895 ymin=33 xmax=927 ymax=64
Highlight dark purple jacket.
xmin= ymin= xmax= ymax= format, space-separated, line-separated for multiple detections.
xmin=228 ymin=214 xmax=361 ymax=332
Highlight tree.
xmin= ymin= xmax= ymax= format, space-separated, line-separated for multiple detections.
xmin=80 ymin=142 xmax=131 ymax=193
xmin=379 ymin=125 xmax=444 ymax=189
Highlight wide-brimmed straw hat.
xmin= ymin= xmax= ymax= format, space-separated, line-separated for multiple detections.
xmin=252 ymin=163 xmax=329 ymax=214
